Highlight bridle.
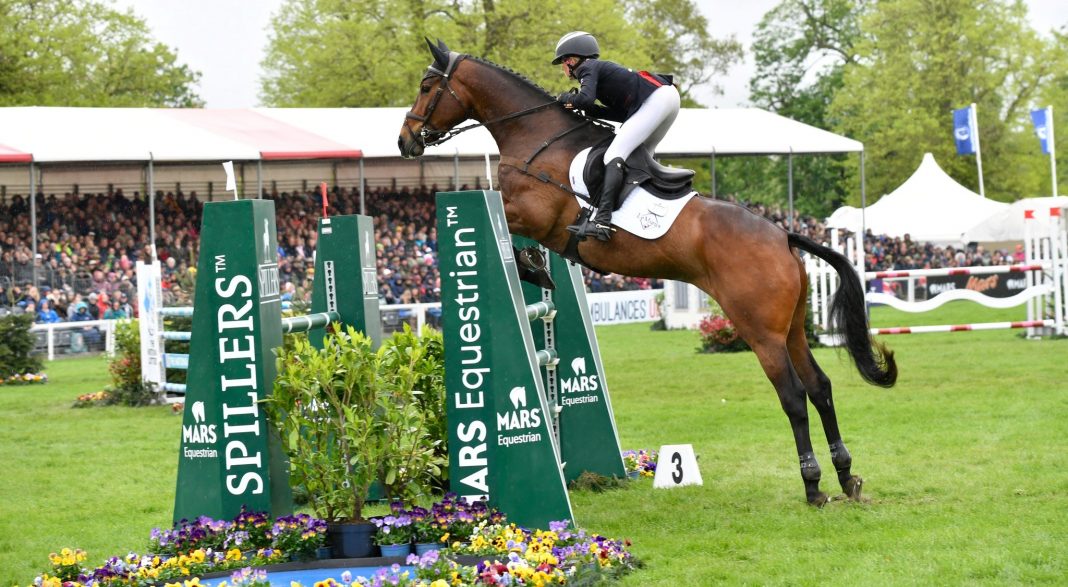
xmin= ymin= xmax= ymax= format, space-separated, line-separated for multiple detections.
xmin=404 ymin=52 xmax=561 ymax=149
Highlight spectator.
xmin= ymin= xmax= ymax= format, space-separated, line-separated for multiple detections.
xmin=36 ymin=299 xmax=61 ymax=323
xmin=103 ymin=299 xmax=127 ymax=320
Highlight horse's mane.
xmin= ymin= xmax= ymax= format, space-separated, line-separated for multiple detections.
xmin=466 ymin=55 xmax=557 ymax=101
xmin=464 ymin=55 xmax=612 ymax=131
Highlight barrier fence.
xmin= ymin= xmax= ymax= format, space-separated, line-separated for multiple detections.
xmin=806 ymin=204 xmax=1068 ymax=338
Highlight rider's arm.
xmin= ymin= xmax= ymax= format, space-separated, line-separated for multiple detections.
xmin=569 ymin=60 xmax=599 ymax=109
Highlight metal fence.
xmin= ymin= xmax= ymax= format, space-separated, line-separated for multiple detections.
xmin=29 ymin=319 xmax=117 ymax=360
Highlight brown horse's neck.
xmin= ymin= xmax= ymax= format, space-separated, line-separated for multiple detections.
xmin=458 ymin=60 xmax=604 ymax=161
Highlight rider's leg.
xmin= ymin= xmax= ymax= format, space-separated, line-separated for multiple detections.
xmin=568 ymin=85 xmax=681 ymax=241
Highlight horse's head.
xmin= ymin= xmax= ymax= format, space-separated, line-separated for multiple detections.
xmin=398 ymin=39 xmax=474 ymax=159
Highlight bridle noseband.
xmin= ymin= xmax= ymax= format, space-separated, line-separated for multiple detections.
xmin=404 ymin=52 xmax=562 ymax=149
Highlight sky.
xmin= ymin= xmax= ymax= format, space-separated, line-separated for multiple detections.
xmin=115 ymin=0 xmax=1068 ymax=110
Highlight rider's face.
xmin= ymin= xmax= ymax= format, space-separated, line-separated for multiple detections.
xmin=561 ymin=56 xmax=578 ymax=79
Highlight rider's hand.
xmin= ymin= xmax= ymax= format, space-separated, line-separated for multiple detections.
xmin=557 ymin=91 xmax=574 ymax=107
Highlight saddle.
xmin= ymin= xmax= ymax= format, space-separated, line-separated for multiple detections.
xmin=582 ymin=137 xmax=695 ymax=209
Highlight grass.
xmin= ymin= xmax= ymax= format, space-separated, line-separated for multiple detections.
xmin=2 ymin=301 xmax=1067 ymax=585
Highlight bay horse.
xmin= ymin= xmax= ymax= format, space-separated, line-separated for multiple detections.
xmin=398 ymin=39 xmax=896 ymax=506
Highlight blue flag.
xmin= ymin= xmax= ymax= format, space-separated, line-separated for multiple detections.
xmin=953 ymin=106 xmax=976 ymax=155
xmin=1030 ymin=108 xmax=1053 ymax=155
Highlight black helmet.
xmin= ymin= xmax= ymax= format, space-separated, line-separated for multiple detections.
xmin=552 ymin=31 xmax=599 ymax=65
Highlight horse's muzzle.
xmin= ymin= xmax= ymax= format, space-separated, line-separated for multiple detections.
xmin=398 ymin=135 xmax=425 ymax=159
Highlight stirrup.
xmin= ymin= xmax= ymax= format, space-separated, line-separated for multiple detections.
xmin=567 ymin=216 xmax=615 ymax=242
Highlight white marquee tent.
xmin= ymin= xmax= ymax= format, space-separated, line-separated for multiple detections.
xmin=826 ymin=152 xmax=1008 ymax=244
xmin=962 ymin=196 xmax=1068 ymax=242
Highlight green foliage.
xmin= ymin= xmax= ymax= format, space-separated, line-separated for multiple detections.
xmin=0 ymin=0 xmax=202 ymax=107
xmin=378 ymin=325 xmax=449 ymax=494
xmin=0 ymin=313 xmax=43 ymax=379
xmin=264 ymin=326 xmax=446 ymax=522
xmin=830 ymin=0 xmax=1066 ymax=203
xmin=260 ymin=0 xmax=741 ymax=107
xmin=728 ymin=0 xmax=867 ymax=216
xmin=103 ymin=319 xmax=158 ymax=406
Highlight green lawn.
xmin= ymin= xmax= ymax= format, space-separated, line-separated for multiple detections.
xmin=2 ymin=302 xmax=1067 ymax=585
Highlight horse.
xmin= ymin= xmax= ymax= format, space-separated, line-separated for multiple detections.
xmin=398 ymin=39 xmax=896 ymax=506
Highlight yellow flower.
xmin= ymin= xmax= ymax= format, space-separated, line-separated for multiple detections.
xmin=184 ymin=578 xmax=203 ymax=587
xmin=189 ymin=550 xmax=206 ymax=563
xmin=430 ymin=580 xmax=449 ymax=587
xmin=291 ymin=582 xmax=302 ymax=587
xmin=164 ymin=583 xmax=183 ymax=587
xmin=225 ymin=548 xmax=243 ymax=561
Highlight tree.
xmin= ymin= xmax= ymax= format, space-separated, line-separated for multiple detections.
xmin=830 ymin=0 xmax=1066 ymax=204
xmin=260 ymin=0 xmax=741 ymax=107
xmin=0 ymin=0 xmax=202 ymax=107
xmin=715 ymin=0 xmax=867 ymax=217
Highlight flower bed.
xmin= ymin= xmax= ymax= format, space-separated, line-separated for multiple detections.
xmin=29 ymin=498 xmax=639 ymax=587
xmin=3 ymin=372 xmax=47 ymax=386
xmin=622 ymin=449 xmax=658 ymax=478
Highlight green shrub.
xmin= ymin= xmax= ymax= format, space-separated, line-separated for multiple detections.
xmin=265 ymin=325 xmax=447 ymax=522
xmin=102 ymin=319 xmax=159 ymax=406
xmin=0 ymin=313 xmax=43 ymax=379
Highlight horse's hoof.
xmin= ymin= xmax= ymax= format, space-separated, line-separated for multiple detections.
xmin=808 ymin=492 xmax=829 ymax=508
xmin=844 ymin=475 xmax=864 ymax=500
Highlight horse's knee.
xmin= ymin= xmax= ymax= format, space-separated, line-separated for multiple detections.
xmin=829 ymin=439 xmax=852 ymax=472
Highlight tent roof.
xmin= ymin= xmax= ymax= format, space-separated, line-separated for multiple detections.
xmin=258 ymin=107 xmax=863 ymax=158
xmin=826 ymin=153 xmax=1008 ymax=244
xmin=657 ymin=108 xmax=863 ymax=156
xmin=0 ymin=143 xmax=31 ymax=163
xmin=0 ymin=106 xmax=860 ymax=163
xmin=962 ymin=196 xmax=1068 ymax=242
xmin=0 ymin=107 xmax=361 ymax=163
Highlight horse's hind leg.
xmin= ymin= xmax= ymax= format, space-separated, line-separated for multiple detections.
xmin=749 ymin=338 xmax=829 ymax=506
xmin=786 ymin=269 xmax=864 ymax=500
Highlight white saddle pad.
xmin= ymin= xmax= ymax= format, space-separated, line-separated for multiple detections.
xmin=568 ymin=147 xmax=696 ymax=240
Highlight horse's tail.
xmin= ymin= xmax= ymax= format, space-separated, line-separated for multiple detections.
xmin=788 ymin=232 xmax=897 ymax=388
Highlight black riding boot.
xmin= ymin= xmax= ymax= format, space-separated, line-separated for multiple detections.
xmin=568 ymin=157 xmax=625 ymax=242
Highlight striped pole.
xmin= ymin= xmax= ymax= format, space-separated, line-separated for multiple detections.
xmin=872 ymin=319 xmax=1052 ymax=336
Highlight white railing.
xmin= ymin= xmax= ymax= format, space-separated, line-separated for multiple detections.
xmin=29 ymin=319 xmax=118 ymax=360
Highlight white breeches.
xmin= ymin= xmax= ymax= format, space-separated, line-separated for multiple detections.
xmin=603 ymin=84 xmax=681 ymax=163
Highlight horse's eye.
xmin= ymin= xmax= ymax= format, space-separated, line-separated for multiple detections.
xmin=420 ymin=85 xmax=431 ymax=94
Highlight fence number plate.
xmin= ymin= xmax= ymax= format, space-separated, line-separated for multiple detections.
xmin=653 ymin=444 xmax=702 ymax=488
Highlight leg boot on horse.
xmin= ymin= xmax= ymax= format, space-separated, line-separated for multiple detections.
xmin=568 ymin=157 xmax=625 ymax=242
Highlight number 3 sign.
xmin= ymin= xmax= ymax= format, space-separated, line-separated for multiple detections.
xmin=653 ymin=444 xmax=703 ymax=488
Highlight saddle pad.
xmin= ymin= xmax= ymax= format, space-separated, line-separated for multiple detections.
xmin=569 ymin=147 xmax=697 ymax=240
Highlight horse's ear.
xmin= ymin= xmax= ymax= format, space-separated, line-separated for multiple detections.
xmin=426 ymin=37 xmax=449 ymax=70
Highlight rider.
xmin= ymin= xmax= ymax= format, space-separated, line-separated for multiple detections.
xmin=553 ymin=31 xmax=681 ymax=242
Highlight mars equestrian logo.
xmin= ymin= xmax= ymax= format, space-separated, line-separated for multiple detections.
xmin=183 ymin=400 xmax=218 ymax=453
xmin=496 ymin=386 xmax=543 ymax=448
xmin=637 ymin=202 xmax=667 ymax=230
xmin=955 ymin=126 xmax=970 ymax=141
xmin=561 ymin=356 xmax=600 ymax=394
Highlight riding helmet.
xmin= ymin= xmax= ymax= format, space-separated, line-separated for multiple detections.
xmin=552 ymin=31 xmax=600 ymax=65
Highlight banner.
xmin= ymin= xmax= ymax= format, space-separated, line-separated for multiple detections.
xmin=1031 ymin=108 xmax=1055 ymax=155
xmin=954 ymin=106 xmax=977 ymax=155
xmin=924 ymin=272 xmax=1029 ymax=299
xmin=586 ymin=289 xmax=663 ymax=325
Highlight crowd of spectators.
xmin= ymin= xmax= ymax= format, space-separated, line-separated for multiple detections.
xmin=0 ymin=182 xmax=1031 ymax=325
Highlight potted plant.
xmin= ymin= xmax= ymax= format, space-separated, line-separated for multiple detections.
xmin=266 ymin=326 xmax=449 ymax=558
xmin=266 ymin=327 xmax=393 ymax=558
xmin=270 ymin=513 xmax=328 ymax=561
xmin=371 ymin=509 xmax=414 ymax=557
